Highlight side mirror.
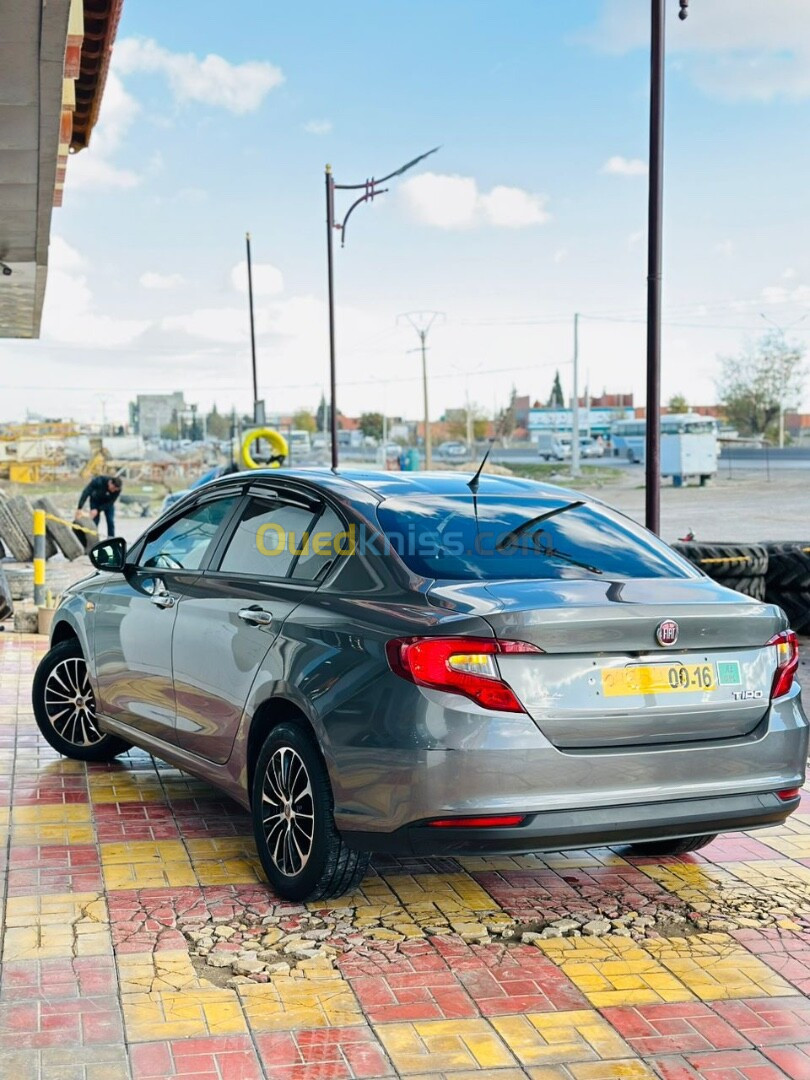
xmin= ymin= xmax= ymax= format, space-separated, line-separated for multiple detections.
xmin=89 ymin=536 xmax=127 ymax=572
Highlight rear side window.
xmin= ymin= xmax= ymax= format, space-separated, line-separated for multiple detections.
xmin=292 ymin=506 xmax=345 ymax=582
xmin=139 ymin=497 xmax=237 ymax=571
xmin=375 ymin=494 xmax=696 ymax=582
xmin=219 ymin=498 xmax=317 ymax=578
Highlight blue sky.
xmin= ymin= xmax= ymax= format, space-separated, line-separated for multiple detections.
xmin=3 ymin=0 xmax=810 ymax=424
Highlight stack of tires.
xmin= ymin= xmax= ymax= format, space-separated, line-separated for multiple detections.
xmin=762 ymin=543 xmax=810 ymax=634
xmin=672 ymin=540 xmax=810 ymax=631
xmin=670 ymin=542 xmax=768 ymax=601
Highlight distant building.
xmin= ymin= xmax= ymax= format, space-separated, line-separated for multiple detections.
xmin=130 ymin=392 xmax=186 ymax=438
xmin=528 ymin=403 xmax=635 ymax=441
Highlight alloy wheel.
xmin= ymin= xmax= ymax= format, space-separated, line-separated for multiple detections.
xmin=261 ymin=746 xmax=315 ymax=876
xmin=43 ymin=657 xmax=103 ymax=746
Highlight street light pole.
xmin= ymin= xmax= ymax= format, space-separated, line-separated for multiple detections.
xmin=324 ymin=147 xmax=439 ymax=470
xmin=245 ymin=232 xmax=259 ymax=421
xmin=398 ymin=311 xmax=444 ymax=471
xmin=644 ymin=0 xmax=690 ymax=534
xmin=571 ymin=312 xmax=581 ymax=478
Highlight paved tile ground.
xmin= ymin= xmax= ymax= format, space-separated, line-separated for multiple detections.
xmin=2 ymin=634 xmax=810 ymax=1080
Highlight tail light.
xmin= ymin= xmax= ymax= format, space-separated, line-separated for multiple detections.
xmin=386 ymin=637 xmax=541 ymax=713
xmin=428 ymin=815 xmax=527 ymax=828
xmin=777 ymin=788 xmax=801 ymax=802
xmin=768 ymin=630 xmax=799 ymax=699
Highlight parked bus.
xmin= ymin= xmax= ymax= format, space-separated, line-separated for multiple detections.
xmin=610 ymin=414 xmax=718 ymax=463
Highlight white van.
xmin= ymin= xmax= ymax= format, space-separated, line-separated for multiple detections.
xmin=536 ymin=432 xmax=570 ymax=461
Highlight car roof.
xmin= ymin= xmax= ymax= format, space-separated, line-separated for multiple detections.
xmin=218 ymin=467 xmax=581 ymax=503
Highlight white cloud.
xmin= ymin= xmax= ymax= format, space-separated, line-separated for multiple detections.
xmin=41 ymin=239 xmax=150 ymax=347
xmin=588 ymin=0 xmax=810 ymax=101
xmin=162 ymin=307 xmax=251 ymax=344
xmin=115 ymin=37 xmax=284 ymax=114
xmin=783 ymin=267 xmax=797 ymax=280
xmin=230 ymin=260 xmax=284 ymax=297
xmin=627 ymin=229 xmax=645 ymax=248
xmin=762 ymin=283 xmax=810 ymax=307
xmin=140 ymin=271 xmax=185 ymax=290
xmin=714 ymin=240 xmax=735 ymax=256
xmin=400 ymin=172 xmax=550 ymax=230
xmin=67 ymin=72 xmax=141 ymax=191
xmin=304 ymin=119 xmax=333 ymax=135
xmin=553 ymin=248 xmax=568 ymax=263
xmin=601 ymin=155 xmax=647 ymax=177
xmin=479 ymin=185 xmax=550 ymax=228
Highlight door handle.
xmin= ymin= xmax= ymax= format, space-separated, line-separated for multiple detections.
xmin=237 ymin=607 xmax=273 ymax=626
xmin=150 ymin=591 xmax=176 ymax=609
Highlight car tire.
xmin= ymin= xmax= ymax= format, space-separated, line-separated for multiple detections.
xmin=32 ymin=639 xmax=132 ymax=761
xmin=251 ymin=721 xmax=370 ymax=902
xmin=626 ymin=834 xmax=717 ymax=856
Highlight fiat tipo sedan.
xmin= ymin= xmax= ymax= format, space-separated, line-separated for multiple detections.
xmin=33 ymin=470 xmax=807 ymax=899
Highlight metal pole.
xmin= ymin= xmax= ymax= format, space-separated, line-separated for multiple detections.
xmin=466 ymin=385 xmax=473 ymax=450
xmin=645 ymin=0 xmax=666 ymax=534
xmin=245 ymin=232 xmax=259 ymax=417
xmin=571 ymin=313 xmax=581 ymax=477
xmin=325 ymin=166 xmax=339 ymax=469
xmin=33 ymin=508 xmax=46 ymax=608
xmin=421 ymin=331 xmax=432 ymax=470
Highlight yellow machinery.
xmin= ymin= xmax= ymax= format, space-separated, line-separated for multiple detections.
xmin=240 ymin=428 xmax=288 ymax=470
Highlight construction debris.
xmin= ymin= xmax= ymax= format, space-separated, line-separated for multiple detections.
xmin=33 ymin=496 xmax=86 ymax=560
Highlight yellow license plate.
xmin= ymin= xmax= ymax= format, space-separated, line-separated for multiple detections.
xmin=602 ymin=663 xmax=716 ymax=697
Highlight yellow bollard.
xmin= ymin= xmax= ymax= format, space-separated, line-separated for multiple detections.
xmin=33 ymin=508 xmax=46 ymax=607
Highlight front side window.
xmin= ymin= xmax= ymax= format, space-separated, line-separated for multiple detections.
xmin=375 ymin=494 xmax=698 ymax=582
xmin=218 ymin=498 xmax=318 ymax=578
xmin=139 ymin=497 xmax=237 ymax=571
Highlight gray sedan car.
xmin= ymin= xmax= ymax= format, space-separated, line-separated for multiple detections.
xmin=33 ymin=469 xmax=807 ymax=900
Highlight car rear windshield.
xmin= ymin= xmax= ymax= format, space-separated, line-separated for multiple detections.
xmin=375 ymin=494 xmax=695 ymax=581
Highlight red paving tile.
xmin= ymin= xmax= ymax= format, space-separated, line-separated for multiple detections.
xmin=130 ymin=1035 xmax=264 ymax=1079
xmin=255 ymin=1028 xmax=393 ymax=1080
xmin=602 ymin=1002 xmax=750 ymax=1056
xmin=6 ymin=842 xmax=103 ymax=895
xmin=653 ymin=1049 xmax=793 ymax=1079
xmin=730 ymin=929 xmax=810 ymax=995
xmin=710 ymin=997 xmax=810 ymax=1048
xmin=0 ymin=957 xmax=118 ymax=1001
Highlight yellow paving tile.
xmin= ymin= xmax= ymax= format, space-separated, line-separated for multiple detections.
xmin=116 ymin=951 xmax=203 ymax=995
xmin=2 ymin=893 xmax=111 ymax=961
xmin=491 ymin=1010 xmax=634 ymax=1068
xmin=375 ymin=1019 xmax=517 ymax=1075
xmin=408 ymin=1072 xmax=527 ymax=1080
xmin=11 ymin=803 xmax=92 ymax=824
xmin=535 ymin=935 xmax=694 ymax=1007
xmin=528 ymin=1064 xmax=657 ymax=1080
xmin=756 ymin=817 xmax=810 ymax=858
xmin=11 ymin=822 xmax=96 ymax=845
xmin=88 ymin=771 xmax=166 ymax=803
xmin=100 ymin=840 xmax=197 ymax=889
xmin=238 ymin=975 xmax=364 ymax=1031
xmin=643 ymin=932 xmax=800 ymax=1000
xmin=725 ymin=859 xmax=810 ymax=890
xmin=122 ymin=987 xmax=247 ymax=1042
xmin=635 ymin=861 xmax=748 ymax=904
xmin=185 ymin=836 xmax=265 ymax=885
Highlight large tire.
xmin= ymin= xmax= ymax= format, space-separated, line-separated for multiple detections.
xmin=32 ymin=639 xmax=131 ymax=761
xmin=762 ymin=542 xmax=810 ymax=633
xmin=627 ymin=834 xmax=717 ymax=857
xmin=671 ymin=541 xmax=768 ymax=580
xmin=251 ymin=722 xmax=370 ymax=902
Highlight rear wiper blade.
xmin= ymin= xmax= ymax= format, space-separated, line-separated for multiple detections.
xmin=495 ymin=499 xmax=585 ymax=552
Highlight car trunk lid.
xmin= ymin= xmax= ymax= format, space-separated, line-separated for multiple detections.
xmin=427 ymin=577 xmax=784 ymax=748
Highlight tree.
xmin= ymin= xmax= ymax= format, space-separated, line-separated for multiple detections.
xmin=446 ymin=405 xmax=488 ymax=442
xmin=496 ymin=386 xmax=518 ymax=444
xmin=315 ymin=394 xmax=330 ymax=434
xmin=547 ymin=370 xmax=565 ymax=408
xmin=668 ymin=394 xmax=689 ymax=414
xmin=717 ymin=332 xmax=805 ymax=440
xmin=358 ymin=412 xmax=384 ymax=440
xmin=205 ymin=404 xmax=231 ymax=440
xmin=292 ymin=409 xmax=317 ymax=434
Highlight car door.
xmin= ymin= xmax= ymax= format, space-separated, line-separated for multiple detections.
xmin=92 ymin=493 xmax=240 ymax=745
xmin=171 ymin=489 xmax=343 ymax=763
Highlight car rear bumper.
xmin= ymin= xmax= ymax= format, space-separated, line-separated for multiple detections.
xmin=341 ymin=789 xmax=800 ymax=855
